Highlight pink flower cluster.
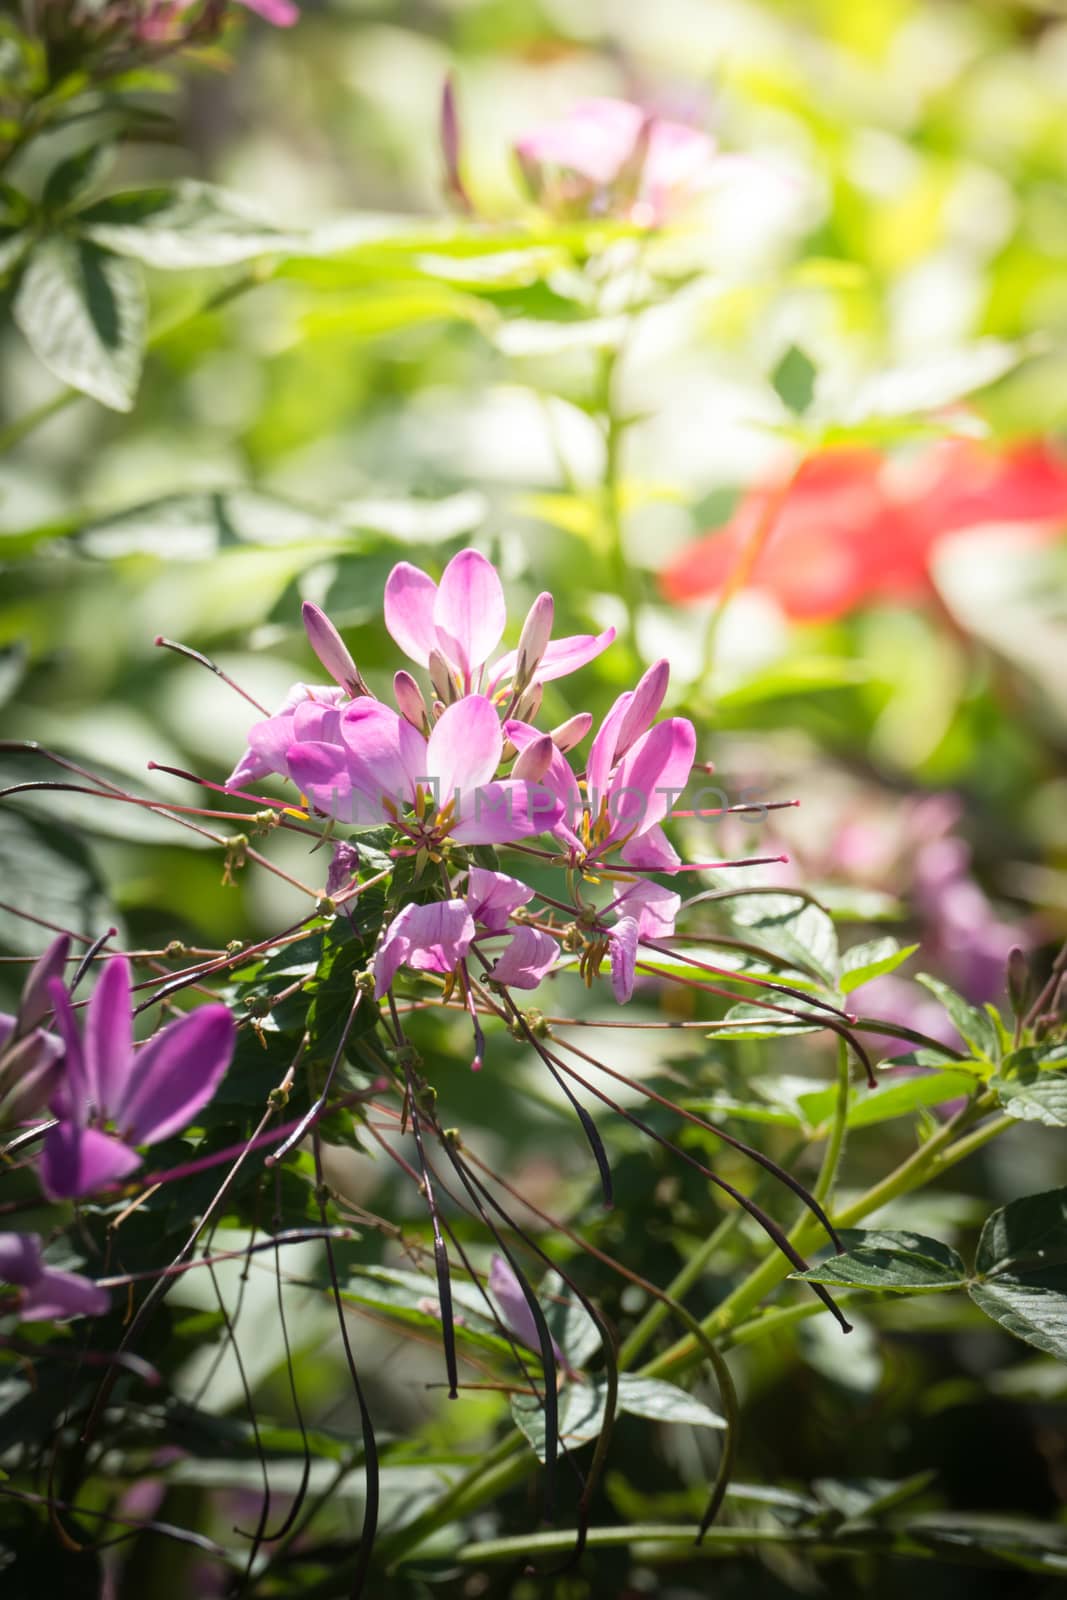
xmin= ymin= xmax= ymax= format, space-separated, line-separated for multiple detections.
xmin=227 ymin=549 xmax=701 ymax=1008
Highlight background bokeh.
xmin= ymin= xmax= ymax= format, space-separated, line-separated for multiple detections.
xmin=2 ymin=1 xmax=1067 ymax=1595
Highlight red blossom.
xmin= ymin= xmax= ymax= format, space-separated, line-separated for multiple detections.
xmin=660 ymin=439 xmax=1067 ymax=621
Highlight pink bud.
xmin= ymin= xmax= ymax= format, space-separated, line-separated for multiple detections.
xmin=514 ymin=592 xmax=554 ymax=689
xmin=302 ymin=603 xmax=364 ymax=696
xmin=394 ymin=670 xmax=430 ymax=732
xmin=18 ymin=934 xmax=70 ymax=1033
xmin=513 ymin=682 xmax=543 ymax=723
xmin=441 ymin=75 xmax=473 ymax=213
xmin=513 ymin=734 xmax=554 ymax=783
xmin=428 ymin=649 xmax=458 ymax=705
xmin=550 ymin=712 xmax=593 ymax=753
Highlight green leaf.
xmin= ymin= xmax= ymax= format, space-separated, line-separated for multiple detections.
xmin=0 ymin=227 xmax=29 ymax=275
xmin=726 ymin=893 xmax=839 ymax=987
xmin=994 ymin=1055 xmax=1067 ymax=1128
xmin=688 ymin=1068 xmax=977 ymax=1133
xmin=538 ymin=1270 xmax=602 ymax=1369
xmin=840 ymin=938 xmax=919 ymax=994
xmin=970 ymin=1188 xmax=1067 ymax=1362
xmin=772 ymin=344 xmax=816 ymax=415
xmin=915 ymin=973 xmax=999 ymax=1063
xmin=709 ymin=1002 xmax=823 ymax=1041
xmin=0 ymin=807 xmax=115 ymax=953
xmin=79 ymin=180 xmax=298 ymax=267
xmin=615 ymin=1375 xmax=725 ymax=1430
xmin=842 ymin=1070 xmax=976 ymax=1128
xmin=14 ymin=237 xmax=145 ymax=411
xmin=794 ymin=1230 xmax=967 ymax=1291
xmin=42 ymin=144 xmax=113 ymax=213
xmin=512 ymin=1380 xmax=608 ymax=1463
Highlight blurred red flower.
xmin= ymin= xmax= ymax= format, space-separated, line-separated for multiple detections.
xmin=660 ymin=439 xmax=1067 ymax=621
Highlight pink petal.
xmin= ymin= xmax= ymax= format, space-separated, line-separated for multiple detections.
xmin=586 ymin=691 xmax=632 ymax=803
xmin=18 ymin=934 xmax=70 ymax=1032
xmin=613 ymin=877 xmax=680 ymax=937
xmin=46 ymin=977 xmax=89 ymax=1125
xmin=302 ymin=602 xmax=361 ymax=694
xmin=504 ymin=720 xmax=583 ymax=848
xmin=488 ymin=926 xmax=560 ymax=990
xmin=615 ymin=659 xmax=670 ymax=756
xmin=466 ymin=868 xmax=534 ymax=933
xmin=610 ymin=917 xmax=640 ymax=1003
xmin=384 ymin=561 xmax=439 ymax=668
xmin=488 ymin=1252 xmax=565 ymax=1362
xmin=234 ymin=0 xmax=300 ymax=26
xmin=550 ymin=712 xmax=593 ymax=752
xmin=21 ymin=1265 xmax=109 ymax=1321
xmin=432 ymin=550 xmax=505 ymax=678
xmin=605 ymin=717 xmax=696 ymax=845
xmin=116 ymin=1005 xmax=235 ymax=1146
xmin=426 ymin=695 xmax=502 ymax=803
xmin=85 ymin=956 xmax=133 ymax=1121
xmin=515 ymin=99 xmax=644 ymax=185
xmin=286 ymin=741 xmax=365 ymax=823
xmin=449 ymin=779 xmax=562 ymax=845
xmin=225 ymin=684 xmax=345 ymax=789
xmin=374 ymin=902 xmax=475 ymax=991
xmin=620 ymin=824 xmax=681 ymax=872
xmin=0 ymin=1231 xmax=42 ymax=1286
xmin=340 ymin=699 xmax=426 ymax=813
xmin=40 ymin=1123 xmax=141 ymax=1200
xmin=490 ymin=626 xmax=615 ymax=690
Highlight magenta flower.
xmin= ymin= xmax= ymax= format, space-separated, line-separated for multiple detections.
xmin=0 ymin=1233 xmax=108 ymax=1322
xmin=612 ymin=877 xmax=681 ymax=938
xmin=465 ymin=867 xmax=534 ymax=933
xmin=40 ymin=957 xmax=235 ymax=1201
xmin=374 ymin=901 xmax=476 ymax=995
xmin=227 ymin=682 xmax=347 ymax=792
xmin=386 ymin=549 xmax=614 ymax=696
xmin=0 ymin=933 xmax=68 ymax=1126
xmin=514 ymin=97 xmax=717 ymax=225
xmin=288 ymin=695 xmax=563 ymax=844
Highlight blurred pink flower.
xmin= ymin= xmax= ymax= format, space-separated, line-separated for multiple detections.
xmin=514 ymin=97 xmax=718 ymax=225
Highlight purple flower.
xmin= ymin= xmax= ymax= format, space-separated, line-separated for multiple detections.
xmin=374 ymin=901 xmax=476 ymax=994
xmin=226 ymin=683 xmax=347 ymax=791
xmin=465 ymin=868 xmax=534 ymax=933
xmin=487 ymin=926 xmax=560 ymax=990
xmin=40 ymin=957 xmax=235 ymax=1201
xmin=0 ymin=1232 xmax=108 ymax=1322
xmin=487 ymin=1253 xmax=565 ymax=1366
xmin=608 ymin=917 xmax=641 ymax=1004
xmin=0 ymin=934 xmax=68 ymax=1126
xmin=288 ymin=695 xmax=563 ymax=844
xmin=514 ymin=97 xmax=718 ymax=225
xmin=386 ymin=548 xmax=613 ymax=695
xmin=612 ymin=877 xmax=681 ymax=938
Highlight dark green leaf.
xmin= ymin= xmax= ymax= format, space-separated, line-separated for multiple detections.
xmin=970 ymin=1188 xmax=1067 ymax=1362
xmin=794 ymin=1229 xmax=967 ymax=1291
xmin=42 ymin=144 xmax=113 ymax=212
xmin=14 ymin=237 xmax=145 ymax=410
xmin=772 ymin=344 xmax=817 ymax=415
xmin=616 ymin=1375 xmax=725 ymax=1430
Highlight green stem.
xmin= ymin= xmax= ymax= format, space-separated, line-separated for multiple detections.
xmin=812 ymin=1038 xmax=850 ymax=1207
xmin=617 ymin=1136 xmax=807 ymax=1369
xmin=379 ymin=1094 xmax=1012 ymax=1571
xmin=641 ymin=1090 xmax=1001 ymax=1380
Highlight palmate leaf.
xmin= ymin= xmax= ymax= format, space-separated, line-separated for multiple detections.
xmin=79 ymin=180 xmax=299 ymax=268
xmin=839 ymin=938 xmax=919 ymax=994
xmin=14 ymin=237 xmax=145 ymax=410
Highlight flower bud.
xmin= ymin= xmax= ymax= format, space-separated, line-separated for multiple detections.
xmin=302 ymin=602 xmax=367 ymax=697
xmin=514 ymin=592 xmax=554 ymax=691
xmin=513 ymin=734 xmax=554 ymax=783
xmin=1007 ymin=946 xmax=1030 ymax=1020
xmin=394 ymin=670 xmax=430 ymax=733
xmin=0 ymin=1030 xmax=62 ymax=1130
xmin=550 ymin=712 xmax=593 ymax=753
xmin=326 ymin=842 xmax=361 ymax=899
xmin=441 ymin=75 xmax=473 ymax=212
xmin=18 ymin=933 xmax=70 ymax=1034
xmin=513 ymin=682 xmax=543 ymax=724
xmin=428 ymin=649 xmax=458 ymax=706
